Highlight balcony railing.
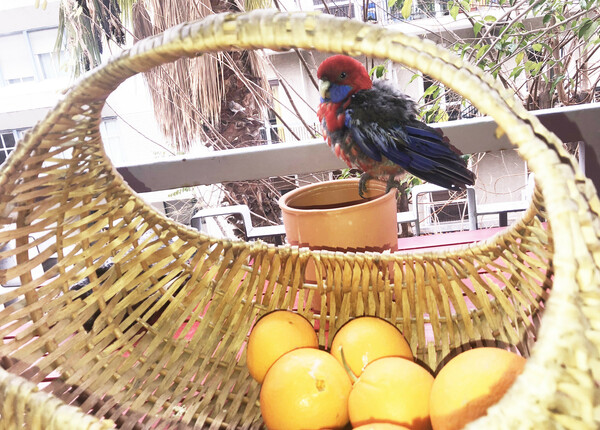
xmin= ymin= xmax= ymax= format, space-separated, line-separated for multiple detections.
xmin=119 ymin=104 xmax=597 ymax=191
xmin=116 ymin=103 xmax=599 ymax=240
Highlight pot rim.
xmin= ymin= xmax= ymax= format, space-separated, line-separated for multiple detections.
xmin=278 ymin=178 xmax=397 ymax=214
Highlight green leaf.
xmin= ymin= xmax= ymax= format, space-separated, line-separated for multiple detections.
xmin=436 ymin=110 xmax=449 ymax=123
xmin=473 ymin=21 xmax=484 ymax=36
xmin=422 ymin=84 xmax=439 ymax=99
xmin=450 ymin=3 xmax=459 ymax=19
xmin=484 ymin=15 xmax=497 ymax=22
xmin=476 ymin=45 xmax=490 ymax=60
xmin=512 ymin=22 xmax=525 ymax=31
xmin=532 ymin=43 xmax=543 ymax=52
xmin=401 ymin=0 xmax=412 ymax=18
xmin=524 ymin=61 xmax=543 ymax=76
xmin=409 ymin=73 xmax=421 ymax=84
xmin=579 ymin=19 xmax=599 ymax=40
xmin=532 ymin=1 xmax=545 ymax=15
xmin=542 ymin=13 xmax=553 ymax=25
xmin=510 ymin=65 xmax=524 ymax=79
xmin=370 ymin=64 xmax=387 ymax=79
xmin=515 ymin=51 xmax=525 ymax=65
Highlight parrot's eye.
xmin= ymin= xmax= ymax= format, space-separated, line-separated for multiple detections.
xmin=339 ymin=72 xmax=347 ymax=79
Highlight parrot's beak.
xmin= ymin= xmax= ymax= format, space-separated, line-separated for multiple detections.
xmin=319 ymin=79 xmax=330 ymax=100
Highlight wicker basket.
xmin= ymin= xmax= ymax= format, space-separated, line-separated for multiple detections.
xmin=0 ymin=9 xmax=599 ymax=430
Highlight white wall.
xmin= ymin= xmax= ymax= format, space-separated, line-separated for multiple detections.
xmin=0 ymin=0 xmax=171 ymax=167
xmin=0 ymin=2 xmax=71 ymax=128
xmin=0 ymin=0 xmax=204 ymax=222
xmin=102 ymin=76 xmax=167 ymax=166
xmin=266 ymin=50 xmax=322 ymax=132
xmin=0 ymin=0 xmax=61 ymax=32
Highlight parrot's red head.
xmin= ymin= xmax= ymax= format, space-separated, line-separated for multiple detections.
xmin=317 ymin=55 xmax=372 ymax=104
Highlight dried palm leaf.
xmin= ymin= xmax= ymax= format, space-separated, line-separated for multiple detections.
xmin=132 ymin=0 xmax=269 ymax=151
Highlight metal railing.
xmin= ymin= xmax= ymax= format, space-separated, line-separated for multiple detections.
xmin=259 ymin=123 xmax=319 ymax=144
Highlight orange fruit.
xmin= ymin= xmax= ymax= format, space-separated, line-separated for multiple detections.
xmin=246 ymin=310 xmax=318 ymax=383
xmin=260 ymin=348 xmax=352 ymax=430
xmin=353 ymin=424 xmax=412 ymax=429
xmin=348 ymin=356 xmax=434 ymax=429
xmin=330 ymin=316 xmax=412 ymax=378
xmin=430 ymin=347 xmax=526 ymax=430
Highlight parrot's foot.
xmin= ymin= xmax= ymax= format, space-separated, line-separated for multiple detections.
xmin=385 ymin=177 xmax=401 ymax=194
xmin=358 ymin=173 xmax=373 ymax=199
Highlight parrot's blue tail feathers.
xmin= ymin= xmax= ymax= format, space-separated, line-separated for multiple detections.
xmin=404 ymin=126 xmax=476 ymax=191
xmin=404 ymin=125 xmax=442 ymax=141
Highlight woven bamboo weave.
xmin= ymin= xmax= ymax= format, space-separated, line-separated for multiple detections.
xmin=0 ymin=9 xmax=599 ymax=429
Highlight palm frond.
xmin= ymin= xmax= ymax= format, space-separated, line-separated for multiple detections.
xmin=132 ymin=0 xmax=269 ymax=151
xmin=116 ymin=0 xmax=137 ymax=25
xmin=57 ymin=0 xmax=127 ymax=75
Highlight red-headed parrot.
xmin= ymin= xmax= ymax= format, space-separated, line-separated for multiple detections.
xmin=317 ymin=55 xmax=475 ymax=197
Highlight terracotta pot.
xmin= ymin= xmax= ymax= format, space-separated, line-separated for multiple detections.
xmin=278 ymin=178 xmax=398 ymax=284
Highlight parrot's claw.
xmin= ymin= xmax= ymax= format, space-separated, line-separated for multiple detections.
xmin=358 ymin=173 xmax=372 ymax=199
xmin=385 ymin=177 xmax=401 ymax=194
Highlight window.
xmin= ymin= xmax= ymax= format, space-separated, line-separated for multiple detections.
xmin=422 ymin=76 xmax=480 ymax=121
xmin=390 ymin=0 xmax=449 ymax=20
xmin=366 ymin=2 xmax=377 ymax=20
xmin=29 ymin=28 xmax=69 ymax=80
xmin=0 ymin=33 xmax=36 ymax=85
xmin=261 ymin=80 xmax=283 ymax=144
xmin=0 ymin=28 xmax=68 ymax=86
xmin=100 ymin=118 xmax=121 ymax=150
xmin=313 ymin=0 xmax=356 ymax=18
xmin=326 ymin=4 xmax=355 ymax=18
xmin=37 ymin=52 xmax=68 ymax=80
xmin=0 ymin=130 xmax=18 ymax=165
xmin=98 ymin=117 xmax=125 ymax=165
xmin=7 ymin=76 xmax=34 ymax=84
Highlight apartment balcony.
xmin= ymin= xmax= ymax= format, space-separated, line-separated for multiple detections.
xmin=113 ymin=103 xmax=598 ymax=247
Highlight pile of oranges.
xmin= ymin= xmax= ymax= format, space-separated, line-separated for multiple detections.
xmin=246 ymin=310 xmax=526 ymax=430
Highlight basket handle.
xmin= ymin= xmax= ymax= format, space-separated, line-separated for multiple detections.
xmin=39 ymin=10 xmax=594 ymax=207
